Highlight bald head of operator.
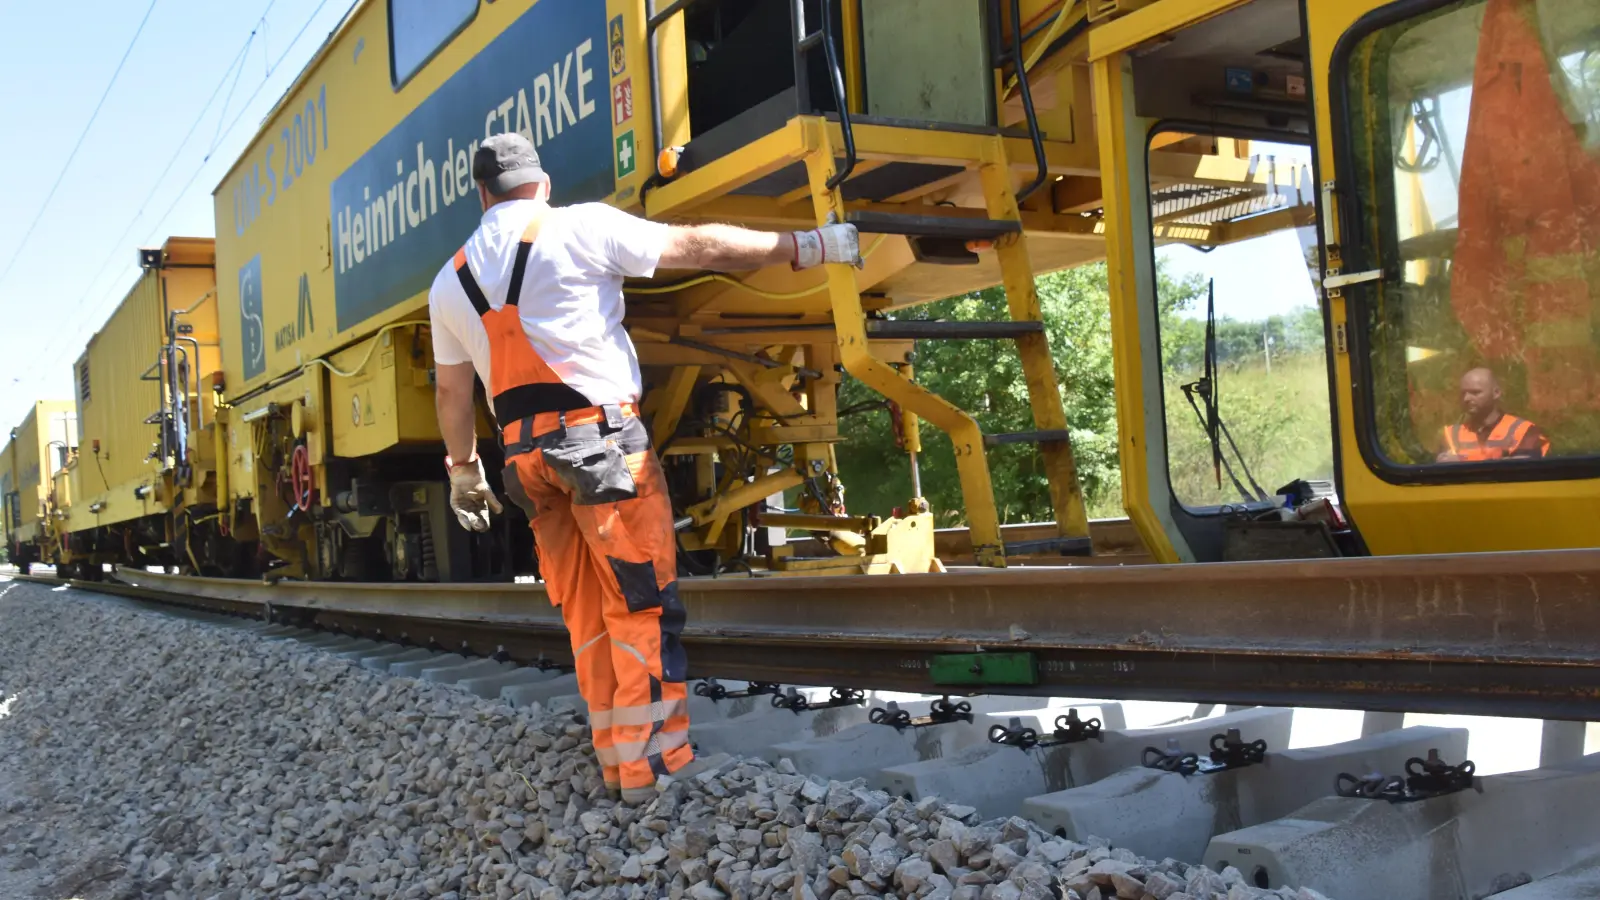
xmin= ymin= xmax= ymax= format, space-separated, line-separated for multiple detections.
xmin=1436 ymin=366 xmax=1551 ymax=462
xmin=424 ymin=132 xmax=860 ymax=802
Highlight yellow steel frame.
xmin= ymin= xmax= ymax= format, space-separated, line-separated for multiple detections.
xmin=625 ymin=50 xmax=1111 ymax=567
xmin=979 ymin=153 xmax=1091 ymax=545
xmin=1087 ymin=0 xmax=1252 ymax=60
xmin=645 ymin=121 xmax=1100 ymax=220
xmin=799 ymin=118 xmax=1008 ymax=564
xmin=1092 ymin=52 xmax=1184 ymax=563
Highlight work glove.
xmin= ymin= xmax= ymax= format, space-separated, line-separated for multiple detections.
xmin=445 ymin=454 xmax=503 ymax=532
xmin=791 ymin=223 xmax=862 ymax=270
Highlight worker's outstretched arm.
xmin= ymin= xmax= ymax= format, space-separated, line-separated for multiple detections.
xmin=658 ymin=222 xmax=861 ymax=271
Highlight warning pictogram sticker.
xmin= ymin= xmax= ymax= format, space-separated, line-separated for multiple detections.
xmin=613 ymin=78 xmax=634 ymax=126
xmin=609 ymin=16 xmax=626 ymax=76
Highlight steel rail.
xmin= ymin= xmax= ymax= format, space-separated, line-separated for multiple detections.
xmin=21 ymin=546 xmax=1600 ymax=720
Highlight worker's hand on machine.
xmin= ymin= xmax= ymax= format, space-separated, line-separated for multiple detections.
xmin=791 ymin=223 xmax=862 ymax=270
xmin=445 ymin=453 xmax=503 ymax=532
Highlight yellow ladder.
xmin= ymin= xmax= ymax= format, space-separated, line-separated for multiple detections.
xmin=800 ymin=121 xmax=1092 ymax=567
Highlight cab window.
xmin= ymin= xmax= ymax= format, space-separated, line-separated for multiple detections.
xmin=389 ymin=0 xmax=478 ymax=88
xmin=1341 ymin=0 xmax=1600 ymax=471
xmin=1148 ymin=130 xmax=1335 ymax=510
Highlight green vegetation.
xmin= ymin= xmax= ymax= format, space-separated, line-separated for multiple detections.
xmin=1163 ymin=354 xmax=1335 ymax=509
xmin=834 ymin=262 xmax=1334 ymax=524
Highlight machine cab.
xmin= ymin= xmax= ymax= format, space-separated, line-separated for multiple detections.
xmin=1090 ymin=0 xmax=1600 ymax=561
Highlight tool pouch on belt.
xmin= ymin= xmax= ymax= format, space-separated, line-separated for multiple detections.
xmin=544 ymin=440 xmax=639 ymax=505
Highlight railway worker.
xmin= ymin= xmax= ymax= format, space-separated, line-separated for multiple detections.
xmin=1436 ymin=366 xmax=1551 ymax=462
xmin=428 ymin=132 xmax=860 ymax=803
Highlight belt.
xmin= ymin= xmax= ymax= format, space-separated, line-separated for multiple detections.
xmin=503 ymin=402 xmax=639 ymax=447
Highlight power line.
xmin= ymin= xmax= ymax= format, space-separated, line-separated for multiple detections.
xmin=212 ymin=0 xmax=337 ymax=154
xmin=20 ymin=0 xmax=346 ymax=390
xmin=8 ymin=1 xmax=281 ymax=382
xmin=133 ymin=0 xmax=339 ymax=246
xmin=210 ymin=21 xmax=261 ymax=156
xmin=0 ymin=0 xmax=160 ymax=292
xmin=12 ymin=0 xmax=344 ymax=390
xmin=71 ymin=20 xmax=267 ymax=309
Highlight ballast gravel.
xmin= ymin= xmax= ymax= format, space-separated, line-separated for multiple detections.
xmin=0 ymin=579 xmax=1338 ymax=900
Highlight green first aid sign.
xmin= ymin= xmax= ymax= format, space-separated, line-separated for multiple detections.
xmin=616 ymin=130 xmax=637 ymax=178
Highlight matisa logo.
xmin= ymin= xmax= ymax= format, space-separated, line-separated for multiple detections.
xmin=274 ymin=274 xmax=315 ymax=352
xmin=239 ymin=255 xmax=265 ymax=380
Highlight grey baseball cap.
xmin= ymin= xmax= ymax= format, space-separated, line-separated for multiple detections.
xmin=473 ymin=133 xmax=548 ymax=194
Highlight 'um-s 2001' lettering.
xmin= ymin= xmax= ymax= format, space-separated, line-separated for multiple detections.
xmin=235 ymin=84 xmax=330 ymax=237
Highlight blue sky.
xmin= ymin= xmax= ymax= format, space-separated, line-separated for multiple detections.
xmin=1158 ymin=142 xmax=1319 ymax=322
xmin=0 ymin=0 xmax=354 ymax=430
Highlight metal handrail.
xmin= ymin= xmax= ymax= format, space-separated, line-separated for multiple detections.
xmin=814 ymin=0 xmax=858 ymax=189
xmin=645 ymin=0 xmax=709 ymax=180
xmin=998 ymin=0 xmax=1051 ymax=202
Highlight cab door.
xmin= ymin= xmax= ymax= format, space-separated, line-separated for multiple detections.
xmin=1089 ymin=0 xmax=1334 ymax=564
xmin=1309 ymin=0 xmax=1600 ymax=554
xmin=1091 ymin=0 xmax=1600 ymax=560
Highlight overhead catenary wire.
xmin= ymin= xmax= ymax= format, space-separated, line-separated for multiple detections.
xmin=10 ymin=0 xmax=339 ymax=390
xmin=16 ymin=5 xmax=278 ymax=376
xmin=0 ymin=0 xmax=161 ymax=293
xmin=210 ymin=0 xmax=338 ymax=158
xmin=209 ymin=19 xmax=265 ymax=157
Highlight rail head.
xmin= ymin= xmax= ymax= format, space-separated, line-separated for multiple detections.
xmin=17 ymin=549 xmax=1598 ymax=720
xmin=106 ymin=548 xmax=1600 ymax=666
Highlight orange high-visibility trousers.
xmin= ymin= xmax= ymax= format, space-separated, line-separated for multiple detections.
xmin=500 ymin=405 xmax=692 ymax=797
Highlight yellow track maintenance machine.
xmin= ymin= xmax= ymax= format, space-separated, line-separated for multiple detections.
xmin=23 ymin=0 xmax=1600 ymax=586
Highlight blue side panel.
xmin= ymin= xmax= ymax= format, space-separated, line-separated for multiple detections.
xmin=330 ymin=0 xmax=612 ymax=332
xmin=239 ymin=254 xmax=266 ymax=380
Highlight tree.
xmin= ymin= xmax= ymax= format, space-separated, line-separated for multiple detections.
xmin=835 ymin=262 xmax=1207 ymax=524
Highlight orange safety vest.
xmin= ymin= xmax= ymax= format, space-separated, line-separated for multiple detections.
xmin=1451 ymin=0 xmax=1600 ymax=419
xmin=1441 ymin=414 xmax=1549 ymax=461
xmin=452 ymin=215 xmax=595 ymax=422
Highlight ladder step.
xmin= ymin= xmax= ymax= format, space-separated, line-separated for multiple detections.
xmin=1005 ymin=536 xmax=1093 ymax=557
xmin=866 ymin=320 xmax=1044 ymax=340
xmin=984 ymin=429 xmax=1073 ymax=447
xmin=845 ymin=211 xmax=1022 ymax=241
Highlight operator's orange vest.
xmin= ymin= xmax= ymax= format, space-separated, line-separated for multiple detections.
xmin=452 ymin=215 xmax=594 ymax=422
xmin=1451 ymin=0 xmax=1600 ymax=418
xmin=1442 ymin=414 xmax=1548 ymax=461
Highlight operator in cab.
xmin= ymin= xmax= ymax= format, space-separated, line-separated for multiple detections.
xmin=427 ymin=133 xmax=860 ymax=803
xmin=1437 ymin=366 xmax=1551 ymax=462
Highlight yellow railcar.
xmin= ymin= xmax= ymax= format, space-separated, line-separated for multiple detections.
xmin=56 ymin=238 xmax=233 ymax=577
xmin=173 ymin=0 xmax=1600 ymax=582
xmin=2 ymin=400 xmax=77 ymax=571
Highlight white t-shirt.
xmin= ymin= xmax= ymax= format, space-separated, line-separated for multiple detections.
xmin=428 ymin=199 xmax=669 ymax=411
